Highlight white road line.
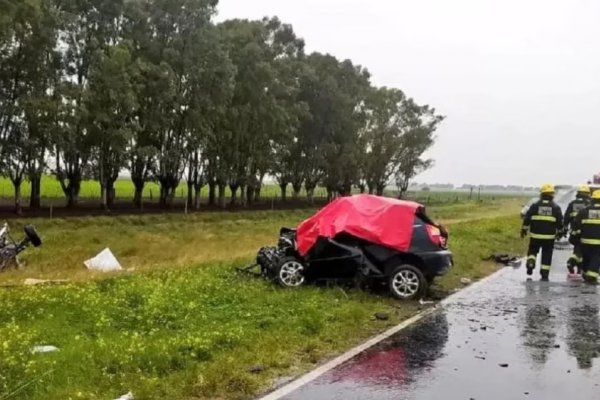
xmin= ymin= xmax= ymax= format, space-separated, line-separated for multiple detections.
xmin=257 ymin=264 xmax=514 ymax=400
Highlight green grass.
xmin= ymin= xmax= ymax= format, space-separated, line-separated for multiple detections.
xmin=0 ymin=176 xmax=327 ymax=200
xmin=0 ymin=199 xmax=526 ymax=400
xmin=0 ymin=175 xmax=531 ymax=203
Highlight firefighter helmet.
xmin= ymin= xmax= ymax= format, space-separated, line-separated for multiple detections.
xmin=540 ymin=184 xmax=555 ymax=194
xmin=578 ymin=185 xmax=591 ymax=195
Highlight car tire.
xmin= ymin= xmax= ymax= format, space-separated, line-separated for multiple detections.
xmin=275 ymin=256 xmax=306 ymax=288
xmin=388 ymin=264 xmax=427 ymax=300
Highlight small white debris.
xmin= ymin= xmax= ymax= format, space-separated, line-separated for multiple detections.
xmin=31 ymin=345 xmax=59 ymax=354
xmin=24 ymin=279 xmax=69 ymax=286
xmin=84 ymin=248 xmax=122 ymax=272
xmin=419 ymin=299 xmax=434 ymax=305
xmin=460 ymin=277 xmax=472 ymax=285
xmin=114 ymin=392 xmax=134 ymax=400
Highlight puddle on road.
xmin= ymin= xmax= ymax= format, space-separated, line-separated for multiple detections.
xmin=283 ymin=250 xmax=600 ymax=400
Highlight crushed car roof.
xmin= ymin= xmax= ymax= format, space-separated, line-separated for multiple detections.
xmin=296 ymin=194 xmax=423 ymax=256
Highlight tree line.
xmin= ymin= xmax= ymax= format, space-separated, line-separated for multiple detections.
xmin=0 ymin=0 xmax=443 ymax=214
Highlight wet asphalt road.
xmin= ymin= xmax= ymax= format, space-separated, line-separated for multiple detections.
xmin=283 ymin=248 xmax=600 ymax=400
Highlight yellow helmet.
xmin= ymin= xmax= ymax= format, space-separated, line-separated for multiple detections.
xmin=540 ymin=184 xmax=555 ymax=194
xmin=592 ymin=190 xmax=600 ymax=200
xmin=578 ymin=185 xmax=591 ymax=195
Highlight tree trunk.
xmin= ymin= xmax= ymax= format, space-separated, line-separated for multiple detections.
xmin=132 ymin=178 xmax=144 ymax=209
xmin=279 ymin=182 xmax=288 ymax=202
xmin=229 ymin=183 xmax=239 ymax=206
xmin=217 ymin=183 xmax=226 ymax=208
xmin=208 ymin=181 xmax=216 ymax=206
xmin=107 ymin=185 xmax=116 ymax=209
xmin=326 ymin=187 xmax=334 ymax=202
xmin=376 ymin=183 xmax=385 ymax=196
xmin=187 ymin=182 xmax=194 ymax=209
xmin=246 ymin=185 xmax=254 ymax=205
xmin=13 ymin=179 xmax=22 ymax=215
xmin=29 ymin=174 xmax=41 ymax=209
xmin=100 ymin=184 xmax=107 ymax=210
xmin=194 ymin=185 xmax=202 ymax=210
xmin=255 ymin=185 xmax=262 ymax=202
xmin=159 ymin=184 xmax=169 ymax=208
xmin=307 ymin=188 xmax=315 ymax=204
xmin=305 ymin=183 xmax=316 ymax=204
xmin=239 ymin=185 xmax=247 ymax=207
xmin=292 ymin=182 xmax=302 ymax=200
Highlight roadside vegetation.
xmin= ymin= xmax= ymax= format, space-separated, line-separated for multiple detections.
xmin=0 ymin=198 xmax=526 ymax=400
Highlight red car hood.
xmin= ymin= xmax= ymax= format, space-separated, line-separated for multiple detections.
xmin=296 ymin=194 xmax=422 ymax=256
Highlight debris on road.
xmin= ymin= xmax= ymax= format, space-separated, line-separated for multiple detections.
xmin=84 ymin=248 xmax=122 ymax=272
xmin=460 ymin=277 xmax=472 ymax=285
xmin=498 ymin=363 xmax=509 ymax=368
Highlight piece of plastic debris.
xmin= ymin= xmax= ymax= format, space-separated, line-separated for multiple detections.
xmin=24 ymin=278 xmax=69 ymax=286
xmin=114 ymin=392 xmax=134 ymax=400
xmin=248 ymin=365 xmax=265 ymax=374
xmin=419 ymin=299 xmax=434 ymax=305
xmin=460 ymin=278 xmax=472 ymax=285
xmin=374 ymin=312 xmax=390 ymax=321
xmin=84 ymin=248 xmax=122 ymax=272
xmin=31 ymin=345 xmax=59 ymax=354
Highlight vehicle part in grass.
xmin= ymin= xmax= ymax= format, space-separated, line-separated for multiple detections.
xmin=484 ymin=253 xmax=521 ymax=266
xmin=0 ymin=222 xmax=42 ymax=273
xmin=84 ymin=248 xmax=122 ymax=272
xmin=388 ymin=264 xmax=427 ymax=300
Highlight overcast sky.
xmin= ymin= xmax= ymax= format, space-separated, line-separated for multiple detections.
xmin=216 ymin=0 xmax=600 ymax=186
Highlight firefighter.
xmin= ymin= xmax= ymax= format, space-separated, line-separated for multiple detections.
xmin=564 ymin=185 xmax=591 ymax=274
xmin=571 ymin=190 xmax=600 ymax=284
xmin=521 ymin=184 xmax=564 ymax=281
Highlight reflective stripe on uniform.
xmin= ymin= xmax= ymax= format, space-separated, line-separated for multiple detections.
xmin=527 ymin=255 xmax=536 ymax=260
xmin=530 ymin=233 xmax=556 ymax=240
xmin=532 ymin=215 xmax=557 ymax=222
xmin=581 ymin=238 xmax=600 ymax=245
xmin=582 ymin=219 xmax=600 ymax=225
xmin=585 ymin=270 xmax=599 ymax=278
xmin=541 ymin=265 xmax=551 ymax=271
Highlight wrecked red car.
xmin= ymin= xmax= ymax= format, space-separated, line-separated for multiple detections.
xmin=250 ymin=194 xmax=453 ymax=300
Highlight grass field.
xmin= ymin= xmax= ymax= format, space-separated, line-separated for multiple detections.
xmin=0 ymin=198 xmax=526 ymax=399
xmin=0 ymin=176 xmax=532 ymax=204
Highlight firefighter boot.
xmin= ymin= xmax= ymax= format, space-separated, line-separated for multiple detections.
xmin=526 ymin=258 xmax=535 ymax=276
xmin=567 ymin=256 xmax=576 ymax=274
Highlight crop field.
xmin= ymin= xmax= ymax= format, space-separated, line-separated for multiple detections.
xmin=0 ymin=176 xmax=532 ymax=204
xmin=0 ymin=198 xmax=526 ymax=399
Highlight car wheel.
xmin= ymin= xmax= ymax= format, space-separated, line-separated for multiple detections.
xmin=275 ymin=257 xmax=306 ymax=288
xmin=388 ymin=264 xmax=427 ymax=300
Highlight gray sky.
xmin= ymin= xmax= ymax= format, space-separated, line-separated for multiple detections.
xmin=216 ymin=0 xmax=600 ymax=186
